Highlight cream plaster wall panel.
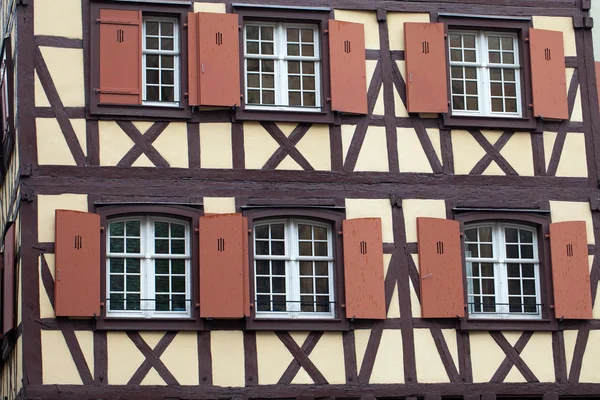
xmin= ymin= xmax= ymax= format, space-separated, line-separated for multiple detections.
xmin=39 ymin=47 xmax=84 ymax=106
xmin=383 ymin=253 xmax=392 ymax=277
xmin=140 ymin=332 xmax=165 ymax=350
xmin=402 ymin=199 xmax=447 ymax=243
xmin=39 ymin=257 xmax=54 ymax=319
xmin=160 ymin=332 xmax=199 ymax=385
xmin=211 ymin=331 xmax=245 ymax=387
xmin=38 ymin=194 xmax=88 ymax=242
xmin=132 ymin=154 xmax=155 ymax=167
xmin=387 ymin=13 xmax=431 ymax=51
xmin=354 ymin=329 xmax=370 ymax=371
xmin=99 ymin=121 xmax=136 ymax=166
xmin=35 ymin=72 xmax=50 ymax=107
xmin=276 ymin=155 xmax=303 ymax=170
xmin=340 ymin=124 xmax=355 ymax=165
xmin=564 ymin=329 xmax=578 ymax=377
xmin=42 ymin=331 xmax=82 ymax=384
xmin=203 ymin=197 xmax=236 ymax=214
xmin=75 ymin=331 xmax=94 ymax=379
xmin=34 ymin=0 xmax=82 ymax=39
xmin=550 ymin=201 xmax=594 ymax=244
xmin=132 ymin=121 xmax=154 ymax=134
xmin=309 ymin=333 xmax=346 ymax=384
xmin=244 ymin=121 xmax=280 ymax=169
xmin=532 ymin=16 xmax=576 ymax=57
xmin=387 ymin=283 xmax=400 ymax=318
xmin=481 ymin=130 xmax=503 ymax=145
xmin=543 ymin=131 xmax=558 ymax=170
xmin=580 ymin=330 xmax=600 ymax=382
xmin=345 ymin=199 xmax=394 ymax=243
xmin=353 ymin=127 xmax=389 ymax=172
xmin=504 ymin=365 xmax=527 ymax=383
xmin=556 ymin=133 xmax=588 ymax=177
xmin=397 ymin=127 xmax=433 ymax=173
xmin=334 ymin=10 xmax=380 ymax=49
xmin=200 ymin=123 xmax=233 ymax=169
xmin=470 ymin=332 xmax=509 ymax=382
xmin=428 ymin=129 xmax=442 ymax=162
xmin=290 ymin=331 xmax=309 ymax=347
xmin=152 ymin=122 xmax=188 ymax=168
xmin=256 ymin=331 xmax=294 ymax=384
xmin=518 ymin=332 xmax=554 ymax=382
xmin=193 ymin=2 xmax=226 ymax=13
xmin=36 ymin=118 xmax=76 ymax=165
xmin=275 ymin=122 xmax=298 ymax=137
xmin=482 ymin=161 xmax=505 ymax=176
xmin=72 ymin=119 xmax=87 ymax=155
xmin=107 ymin=332 xmax=147 ymax=384
xmin=373 ymin=88 xmax=385 ymax=116
xmin=503 ymin=331 xmax=521 ymax=347
xmin=441 ymin=329 xmax=459 ymax=371
xmin=499 ymin=133 xmax=534 ymax=176
xmin=410 ymin=272 xmax=422 ymax=318
xmin=593 ymin=281 xmax=600 ymax=319
xmin=570 ymin=80 xmax=583 ymax=122
xmin=294 ymin=125 xmax=331 ymax=171
xmin=370 ymin=329 xmax=404 ymax=383
xmin=141 ymin=367 xmax=166 ymax=385
xmin=414 ymin=329 xmax=450 ymax=383
xmin=452 ymin=129 xmax=487 ymax=174
xmin=366 ymin=60 xmax=378 ymax=93
xmin=291 ymin=367 xmax=314 ymax=384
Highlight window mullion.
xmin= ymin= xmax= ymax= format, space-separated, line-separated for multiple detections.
xmin=278 ymin=24 xmax=288 ymax=107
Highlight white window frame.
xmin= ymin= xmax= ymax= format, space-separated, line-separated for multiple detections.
xmin=449 ymin=30 xmax=522 ymax=118
xmin=106 ymin=216 xmax=191 ymax=319
xmin=243 ymin=22 xmax=322 ymax=112
xmin=141 ymin=16 xmax=180 ymax=107
xmin=253 ymin=218 xmax=335 ymax=319
xmin=465 ymin=222 xmax=541 ymax=320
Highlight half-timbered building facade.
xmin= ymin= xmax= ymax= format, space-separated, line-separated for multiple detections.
xmin=0 ymin=0 xmax=600 ymax=399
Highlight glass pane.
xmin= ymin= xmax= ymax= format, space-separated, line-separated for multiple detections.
xmin=508 ymin=279 xmax=521 ymax=295
xmin=255 ymin=240 xmax=269 ymax=255
xmin=126 ymin=238 xmax=140 ymax=254
xmin=523 ymin=280 xmax=536 ymax=296
xmin=110 ymin=275 xmax=124 ymax=292
xmin=506 ymin=244 xmax=519 ymax=258
xmin=247 ymin=42 xmax=259 ymax=54
xmin=255 ymin=225 xmax=269 ymax=239
xmin=299 ymin=242 xmax=312 ymax=256
xmin=464 ymin=50 xmax=476 ymax=62
xmin=146 ymin=21 xmax=159 ymax=35
xmin=171 ymin=224 xmax=185 ymax=238
xmin=247 ymin=90 xmax=260 ymax=104
xmin=502 ymin=37 xmax=513 ymax=50
xmin=172 ymin=295 xmax=186 ymax=311
xmin=519 ymin=229 xmax=533 ymax=243
xmin=271 ymin=241 xmax=285 ymax=256
xmin=146 ymin=86 xmax=159 ymax=101
xmin=161 ymin=56 xmax=174 ymax=69
xmin=261 ymin=26 xmax=273 ymax=40
xmin=502 ymin=52 xmax=514 ymax=64
xmin=314 ymin=242 xmax=328 ymax=257
xmin=301 ymin=44 xmax=314 ymax=56
xmin=162 ymin=69 xmax=175 ymax=85
xmin=126 ymin=258 xmax=140 ymax=273
xmin=289 ymin=76 xmax=301 ymax=90
xmin=481 ymin=263 xmax=494 ymax=277
xmin=465 ymin=67 xmax=477 ymax=79
xmin=172 ymin=259 xmax=185 ymax=275
xmin=298 ymin=224 xmax=312 ymax=240
xmin=467 ymin=243 xmax=478 ymax=257
xmin=156 ymin=259 xmax=169 ymax=274
xmin=257 ymin=295 xmax=270 ymax=311
xmin=110 ymin=221 xmax=124 ymax=236
xmin=472 ymin=279 xmax=480 ymax=294
xmin=246 ymin=26 xmax=259 ymax=40
xmin=273 ymin=295 xmax=286 ymax=311
xmin=301 ymin=28 xmax=313 ymax=42
xmin=262 ymin=60 xmax=274 ymax=73
xmin=505 ymin=228 xmax=518 ymax=243
xmin=303 ymin=61 xmax=315 ymax=74
xmin=481 ymin=279 xmax=495 ymax=294
xmin=504 ymin=83 xmax=516 ymax=97
xmin=524 ymin=297 xmax=537 ymax=313
xmin=509 ymin=296 xmax=521 ymax=312
xmin=490 ymin=68 xmax=502 ymax=81
xmin=452 ymin=96 xmax=464 ymax=110
xmin=271 ymin=224 xmax=284 ymax=239
xmin=288 ymin=44 xmax=300 ymax=56
xmin=483 ymin=296 xmax=495 ymax=312
xmin=262 ymin=90 xmax=275 ymax=104
xmin=449 ymin=34 xmax=461 ymax=47
xmin=316 ymin=296 xmax=329 ymax=312
xmin=480 ymin=244 xmax=493 ymax=258
xmin=491 ymin=98 xmax=503 ymax=112
xmin=288 ymin=61 xmax=300 ymax=74
xmin=521 ymin=245 xmax=534 ymax=259
xmin=110 ymin=238 xmax=124 ymax=253
xmin=262 ymin=74 xmax=274 ymax=89
xmin=303 ymin=76 xmax=315 ymax=90
xmin=126 ymin=275 xmax=140 ymax=292
xmin=261 ymin=42 xmax=274 ymax=55
xmin=127 ymin=295 xmax=140 ymax=311
xmin=126 ymin=221 xmax=140 ymax=236
xmin=467 ymin=97 xmax=478 ymax=111
xmin=171 ymin=239 xmax=185 ymax=255
xmin=451 ymin=66 xmax=463 ymax=79
xmin=272 ymin=260 xmax=285 ymax=275
xmin=147 ymin=55 xmax=160 ymax=69
xmin=161 ymin=38 xmax=174 ymax=50
xmin=256 ymin=260 xmax=269 ymax=275
xmin=463 ymin=35 xmax=476 ymax=48
xmin=316 ymin=278 xmax=328 ymax=294
xmin=146 ymin=37 xmax=159 ymax=50
xmin=110 ymin=258 xmax=124 ymax=273
xmin=303 ymin=92 xmax=316 ymax=107
xmin=110 ymin=293 xmax=124 ymax=310
xmin=314 ymin=226 xmax=327 ymax=241
xmin=155 ymin=239 xmax=169 ymax=254
xmin=490 ymin=83 xmax=502 ymax=97
xmin=172 ymin=276 xmax=185 ymax=293
xmin=247 ymin=59 xmax=259 ymax=72
xmin=300 ymin=277 xmax=313 ymax=293
xmin=301 ymin=295 xmax=313 ymax=312
xmin=146 ymin=69 xmax=159 ymax=84
xmin=507 ymin=264 xmax=520 ymax=277
xmin=504 ymin=69 xmax=516 ymax=81
xmin=479 ymin=227 xmax=492 ymax=242
xmin=505 ymin=99 xmax=517 ymax=113
xmin=522 ymin=264 xmax=535 ymax=278
xmin=489 ymin=52 xmax=501 ymax=64
xmin=466 ymin=81 xmax=478 ymax=95
xmin=300 ymin=261 xmax=313 ymax=276
xmin=161 ymin=22 xmax=174 ymax=36
xmin=156 ymin=276 xmax=169 ymax=292
xmin=161 ymin=87 xmax=174 ymax=102
xmin=156 ymin=294 xmax=170 ymax=311
xmin=155 ymin=221 xmax=169 ymax=237
xmin=464 ymin=228 xmax=477 ymax=242
xmin=287 ymin=28 xmax=299 ymax=42
xmin=289 ymin=92 xmax=301 ymax=106
xmin=315 ymin=261 xmax=328 ymax=276
xmin=257 ymin=277 xmax=270 ymax=293
xmin=450 ymin=49 xmax=462 ymax=62
xmin=272 ymin=277 xmax=285 ymax=293
xmin=488 ymin=36 xmax=500 ymax=50
xmin=452 ymin=80 xmax=464 ymax=95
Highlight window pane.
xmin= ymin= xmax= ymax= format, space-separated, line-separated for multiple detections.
xmin=162 ymin=70 xmax=174 ymax=85
xmin=271 ymin=241 xmax=285 ymax=256
xmin=256 ymin=277 xmax=270 ymax=293
xmin=301 ymin=44 xmax=314 ymax=57
xmin=506 ymin=244 xmax=519 ymax=258
xmin=146 ymin=37 xmax=159 ymax=50
xmin=110 ymin=275 xmax=124 ymax=292
xmin=289 ymin=92 xmax=301 ymax=106
xmin=481 ymin=263 xmax=494 ymax=277
xmin=247 ymin=59 xmax=259 ymax=72
xmin=302 ymin=61 xmax=315 ymax=74
xmin=156 ymin=276 xmax=169 ymax=292
xmin=490 ymin=83 xmax=502 ymax=97
xmin=147 ymin=55 xmax=159 ymax=68
xmin=172 ymin=259 xmax=185 ymax=275
xmin=464 ymin=228 xmax=477 ymax=242
xmin=480 ymin=244 xmax=493 ymax=258
xmin=451 ymin=66 xmax=463 ymax=79
xmin=247 ymin=90 xmax=260 ymax=104
xmin=450 ymin=49 xmax=462 ymax=62
xmin=303 ymin=76 xmax=315 ymax=91
xmin=146 ymin=21 xmax=159 ymax=35
xmin=110 ymin=258 xmax=124 ymax=273
xmin=170 ymin=224 xmax=185 ymax=238
xmin=508 ymin=279 xmax=521 ymax=295
xmin=504 ymin=83 xmax=516 ymax=97
xmin=261 ymin=26 xmax=273 ymax=41
xmin=452 ymin=96 xmax=465 ymax=110
xmin=110 ymin=293 xmax=124 ymax=310
xmin=146 ymin=86 xmax=159 ymax=101
xmin=126 ymin=296 xmax=140 ymax=312
xmin=289 ymin=61 xmax=300 ymax=74
xmin=490 ymin=68 xmax=502 ymax=81
xmin=301 ymin=28 xmax=313 ymax=42
xmin=314 ymin=226 xmax=327 ymax=241
xmin=262 ymin=74 xmax=274 ymax=89
xmin=466 ymin=97 xmax=478 ymax=111
xmin=301 ymin=296 xmax=313 ymax=312
xmin=313 ymin=242 xmax=327 ymax=257
xmin=316 ymin=278 xmax=329 ymax=294
xmin=272 ymin=260 xmax=285 ymax=275
xmin=126 ymin=258 xmax=140 ymax=273
xmin=172 ymin=295 xmax=186 ymax=311
xmin=262 ymin=90 xmax=275 ymax=104
xmin=300 ymin=277 xmax=313 ymax=293
xmin=464 ymin=50 xmax=476 ymax=62
xmin=246 ymin=26 xmax=259 ymax=40
xmin=523 ymin=280 xmax=536 ymax=296
xmin=299 ymin=242 xmax=312 ymax=256
xmin=303 ymin=92 xmax=316 ymax=107
xmin=161 ymin=55 xmax=174 ymax=69
xmin=505 ymin=228 xmax=518 ymax=243
xmin=172 ymin=276 xmax=185 ymax=293
xmin=481 ymin=279 xmax=495 ymax=294
xmin=256 ymin=260 xmax=269 ymax=275
xmin=155 ymin=222 xmax=169 ymax=237
xmin=502 ymin=37 xmax=513 ymax=50
xmin=155 ymin=239 xmax=169 ymax=254
xmin=126 ymin=275 xmax=140 ymax=292
xmin=273 ymin=295 xmax=286 ymax=311
xmin=466 ymin=81 xmax=478 ymax=95
xmin=262 ymin=60 xmax=274 ymax=73
xmin=316 ymin=296 xmax=329 ymax=312
xmin=505 ymin=98 xmax=517 ymax=113
xmin=298 ymin=224 xmax=312 ymax=240
xmin=521 ymin=245 xmax=534 ymax=259
xmin=161 ymin=38 xmax=173 ymax=50
xmin=507 ymin=264 xmax=520 ymax=277
xmin=161 ymin=22 xmax=174 ymax=36
xmin=126 ymin=238 xmax=140 ymax=253
xmin=156 ymin=294 xmax=170 ymax=311
xmin=257 ymin=295 xmax=270 ymax=311
xmin=255 ymin=225 xmax=269 ymax=239
xmin=489 ymin=51 xmax=501 ymax=64
xmin=465 ymin=67 xmax=477 ymax=79
xmin=524 ymin=297 xmax=537 ymax=313
xmin=161 ymin=87 xmax=174 ymax=102
xmin=502 ymin=52 xmax=514 ymax=64
xmin=247 ymin=42 xmax=259 ymax=54
xmin=466 ymin=243 xmax=478 ymax=257
xmin=300 ymin=261 xmax=313 ymax=276
xmin=504 ymin=69 xmax=516 ymax=81
xmin=110 ymin=221 xmax=125 ymax=237
xmin=452 ymin=80 xmax=464 ymax=95
xmin=255 ymin=240 xmax=269 ymax=255
xmin=171 ymin=239 xmax=185 ymax=254
xmin=261 ymin=42 xmax=274 ymax=55
xmin=272 ymin=277 xmax=286 ymax=293
xmin=482 ymin=296 xmax=495 ymax=312
xmin=449 ymin=34 xmax=461 ymax=47
xmin=315 ymin=261 xmax=328 ymax=276
xmin=522 ymin=263 xmax=535 ymax=278
xmin=288 ymin=44 xmax=300 ymax=56
xmin=509 ymin=296 xmax=521 ymax=313
xmin=146 ymin=69 xmax=159 ymax=84
xmin=289 ymin=76 xmax=301 ymax=90
xmin=110 ymin=238 xmax=124 ymax=253
xmin=463 ymin=35 xmax=476 ymax=48
xmin=491 ymin=98 xmax=503 ymax=112
xmin=488 ymin=36 xmax=500 ymax=50
xmin=156 ymin=259 xmax=169 ymax=274
xmin=287 ymin=28 xmax=299 ymax=42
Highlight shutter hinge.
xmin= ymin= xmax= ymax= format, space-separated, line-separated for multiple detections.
xmin=100 ymin=226 xmax=105 ymax=232
xmin=20 ymin=163 xmax=32 ymax=177
xmin=194 ymin=228 xmax=199 ymax=234
xmin=324 ymin=29 xmax=329 ymax=35
xmin=338 ymin=230 xmax=343 ymax=236
xmin=184 ymin=23 xmax=188 ymax=29
xmin=20 ymin=187 xmax=33 ymax=202
xmin=100 ymin=302 xmax=105 ymax=307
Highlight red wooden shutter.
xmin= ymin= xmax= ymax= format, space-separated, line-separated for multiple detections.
xmin=529 ymin=28 xmax=568 ymax=120
xmin=199 ymin=214 xmax=249 ymax=318
xmin=329 ymin=20 xmax=368 ymax=114
xmin=404 ymin=23 xmax=448 ymax=113
xmin=188 ymin=12 xmax=240 ymax=107
xmin=549 ymin=221 xmax=592 ymax=319
xmin=342 ymin=218 xmax=386 ymax=319
xmin=417 ymin=217 xmax=464 ymax=318
xmin=3 ymin=223 xmax=14 ymax=334
xmin=97 ymin=9 xmax=142 ymax=105
xmin=55 ymin=210 xmax=101 ymax=317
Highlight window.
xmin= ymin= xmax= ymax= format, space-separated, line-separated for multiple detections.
xmin=244 ymin=23 xmax=321 ymax=111
xmin=142 ymin=17 xmax=180 ymax=105
xmin=106 ymin=216 xmax=191 ymax=318
xmin=253 ymin=219 xmax=334 ymax=319
xmin=464 ymin=222 xmax=541 ymax=320
xmin=449 ymin=31 xmax=521 ymax=117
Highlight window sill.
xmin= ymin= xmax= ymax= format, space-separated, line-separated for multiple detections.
xmin=442 ymin=113 xmax=537 ymax=130
xmin=89 ymin=103 xmax=191 ymax=120
xmin=235 ymin=106 xmax=335 ymax=124
xmin=96 ymin=316 xmax=203 ymax=331
xmin=459 ymin=317 xmax=557 ymax=331
xmin=246 ymin=317 xmax=349 ymax=331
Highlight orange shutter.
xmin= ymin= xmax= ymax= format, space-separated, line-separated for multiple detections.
xmin=188 ymin=12 xmax=240 ymax=107
xmin=329 ymin=20 xmax=367 ymax=114
xmin=342 ymin=218 xmax=386 ymax=319
xmin=55 ymin=210 xmax=101 ymax=317
xmin=404 ymin=23 xmax=448 ymax=113
xmin=549 ymin=221 xmax=592 ymax=319
xmin=417 ymin=217 xmax=464 ymax=318
xmin=199 ymin=214 xmax=249 ymax=318
xmin=3 ymin=223 xmax=14 ymax=334
xmin=97 ymin=9 xmax=142 ymax=105
xmin=529 ymin=28 xmax=568 ymax=120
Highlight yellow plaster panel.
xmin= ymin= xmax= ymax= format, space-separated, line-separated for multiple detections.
xmin=200 ymin=123 xmax=233 ymax=169
xmin=383 ymin=253 xmax=392 ymax=277
xmin=295 ymin=125 xmax=331 ymax=171
xmin=402 ymin=199 xmax=447 ymax=243
xmin=193 ymin=2 xmax=226 ymax=13
xmin=503 ymin=332 xmax=521 ymax=347
xmin=141 ymin=367 xmax=166 ymax=385
xmin=39 ymin=47 xmax=84 ymax=107
xmin=499 ymin=132 xmax=534 ymax=176
xmin=140 ymin=332 xmax=165 ymax=350
xmin=153 ymin=122 xmax=188 ymax=168
xmin=107 ymin=332 xmax=146 ymax=384
xmin=410 ymin=272 xmax=422 ymax=318
xmin=550 ymin=201 xmax=594 ymax=244
xmin=34 ymin=0 xmax=82 ymax=39
xmin=211 ymin=331 xmax=245 ymax=387
xmin=564 ymin=329 xmax=578 ymax=377
xmin=38 ymin=194 xmax=88 ymax=242
xmin=132 ymin=154 xmax=154 ymax=167
xmin=345 ymin=199 xmax=393 ymax=243
xmin=556 ymin=133 xmax=588 ymax=177
xmin=373 ymin=87 xmax=385 ymax=116
xmin=442 ymin=329 xmax=459 ymax=371
xmin=414 ymin=329 xmax=450 ymax=383
xmin=398 ymin=127 xmax=433 ymax=173
xmin=354 ymin=329 xmax=370 ymax=371
xmin=75 ymin=331 xmax=94 ymax=379
xmin=244 ymin=121 xmax=279 ymax=169
xmin=504 ymin=365 xmax=527 ymax=383
xmin=571 ymin=88 xmax=583 ymax=122
xmin=334 ymin=10 xmax=379 ymax=49
xmin=470 ymin=332 xmax=508 ymax=382
xmin=203 ymin=197 xmax=236 ymax=214
xmin=428 ymin=129 xmax=442 ymax=162
xmin=481 ymin=130 xmax=503 ymax=145
xmin=387 ymin=13 xmax=431 ymax=51
xmin=366 ymin=60 xmax=378 ymax=93
xmin=39 ymin=256 xmax=54 ymax=319
xmin=36 ymin=118 xmax=76 ymax=165
xmin=519 ymin=332 xmax=554 ymax=382
xmin=452 ymin=129 xmax=487 ymax=174
xmin=35 ymin=71 xmax=50 ymax=107
xmin=276 ymin=155 xmax=302 ymax=170
xmin=160 ymin=332 xmax=199 ymax=385
xmin=42 ymin=331 xmax=82 ymax=384
xmin=99 ymin=121 xmax=136 ymax=166
xmin=532 ymin=16 xmax=576 ymax=57
xmin=309 ymin=332 xmax=346 ymax=384
xmin=290 ymin=331 xmax=309 ymax=346
xmin=394 ymin=65 xmax=409 ymax=116
xmin=593 ymin=281 xmax=600 ymax=319
xmin=543 ymin=131 xmax=558 ymax=170
xmin=371 ymin=329 xmax=404 ymax=383
xmin=275 ymin=122 xmax=298 ymax=137
xmin=132 ymin=121 xmax=154 ymax=133
xmin=256 ymin=331 xmax=294 ymax=384
xmin=291 ymin=367 xmax=313 ymax=384
xmin=482 ymin=161 xmax=504 ymax=176
xmin=342 ymin=126 xmax=389 ymax=172
xmin=387 ymin=281 xmax=400 ymax=319
xmin=581 ymin=331 xmax=600 ymax=382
